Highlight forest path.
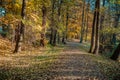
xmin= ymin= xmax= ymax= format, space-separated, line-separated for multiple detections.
xmin=48 ymin=41 xmax=107 ymax=80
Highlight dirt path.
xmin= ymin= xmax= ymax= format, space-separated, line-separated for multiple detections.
xmin=48 ymin=42 xmax=107 ymax=80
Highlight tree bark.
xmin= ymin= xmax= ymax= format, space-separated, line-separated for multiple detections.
xmin=85 ymin=14 xmax=88 ymax=42
xmin=65 ymin=6 xmax=69 ymax=40
xmin=49 ymin=0 xmax=55 ymax=45
xmin=14 ymin=0 xmax=25 ymax=53
xmin=85 ymin=2 xmax=90 ymax=42
xmin=89 ymin=0 xmax=98 ymax=53
xmin=53 ymin=30 xmax=57 ymax=46
xmin=57 ymin=0 xmax=65 ymax=44
xmin=80 ymin=0 xmax=85 ymax=43
xmin=50 ymin=28 xmax=54 ymax=44
xmin=62 ymin=32 xmax=66 ymax=44
xmin=93 ymin=0 xmax=100 ymax=54
xmin=57 ymin=33 xmax=60 ymax=44
xmin=40 ymin=5 xmax=47 ymax=47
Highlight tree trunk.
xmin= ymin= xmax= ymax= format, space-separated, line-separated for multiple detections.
xmin=14 ymin=0 xmax=25 ymax=53
xmin=49 ymin=0 xmax=55 ymax=45
xmin=93 ymin=0 xmax=100 ymax=54
xmin=85 ymin=15 xmax=88 ymax=42
xmin=62 ymin=32 xmax=66 ymax=44
xmin=57 ymin=33 xmax=60 ymax=44
xmin=58 ymin=0 xmax=64 ymax=44
xmin=40 ymin=5 xmax=47 ymax=47
xmin=14 ymin=23 xmax=21 ymax=53
xmin=53 ymin=30 xmax=57 ymax=46
xmin=80 ymin=0 xmax=85 ymax=43
xmin=65 ymin=6 xmax=69 ymax=40
xmin=111 ymin=43 xmax=120 ymax=60
xmin=62 ymin=33 xmax=66 ymax=44
xmin=89 ymin=0 xmax=98 ymax=53
xmin=85 ymin=2 xmax=90 ymax=42
xmin=50 ymin=28 xmax=54 ymax=44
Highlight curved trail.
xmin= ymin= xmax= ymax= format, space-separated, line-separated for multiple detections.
xmin=48 ymin=42 xmax=107 ymax=80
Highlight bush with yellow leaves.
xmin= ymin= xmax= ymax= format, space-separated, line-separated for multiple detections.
xmin=0 ymin=36 xmax=12 ymax=54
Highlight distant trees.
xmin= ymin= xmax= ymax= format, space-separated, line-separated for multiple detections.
xmin=49 ymin=0 xmax=75 ymax=45
xmin=93 ymin=0 xmax=100 ymax=54
xmin=79 ymin=0 xmax=91 ymax=43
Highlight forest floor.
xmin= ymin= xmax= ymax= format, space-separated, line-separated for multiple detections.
xmin=46 ymin=41 xmax=120 ymax=80
xmin=0 ymin=40 xmax=120 ymax=80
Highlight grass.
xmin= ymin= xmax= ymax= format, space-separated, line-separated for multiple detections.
xmin=78 ymin=42 xmax=120 ymax=80
xmin=0 ymin=45 xmax=65 ymax=80
xmin=91 ymin=54 xmax=120 ymax=80
xmin=78 ymin=42 xmax=90 ymax=52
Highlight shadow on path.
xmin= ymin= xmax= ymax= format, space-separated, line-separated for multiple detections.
xmin=48 ymin=42 xmax=107 ymax=80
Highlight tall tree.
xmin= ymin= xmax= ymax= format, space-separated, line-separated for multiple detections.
xmin=80 ymin=0 xmax=85 ymax=43
xmin=40 ymin=5 xmax=47 ymax=47
xmin=93 ymin=0 xmax=100 ymax=54
xmin=89 ymin=0 xmax=100 ymax=54
xmin=57 ymin=0 xmax=66 ymax=44
xmin=89 ymin=0 xmax=98 ymax=53
xmin=85 ymin=1 xmax=90 ymax=42
xmin=53 ymin=0 xmax=62 ymax=46
xmin=65 ymin=6 xmax=69 ymax=41
xmin=50 ymin=0 xmax=56 ymax=45
xmin=14 ymin=0 xmax=26 ymax=53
